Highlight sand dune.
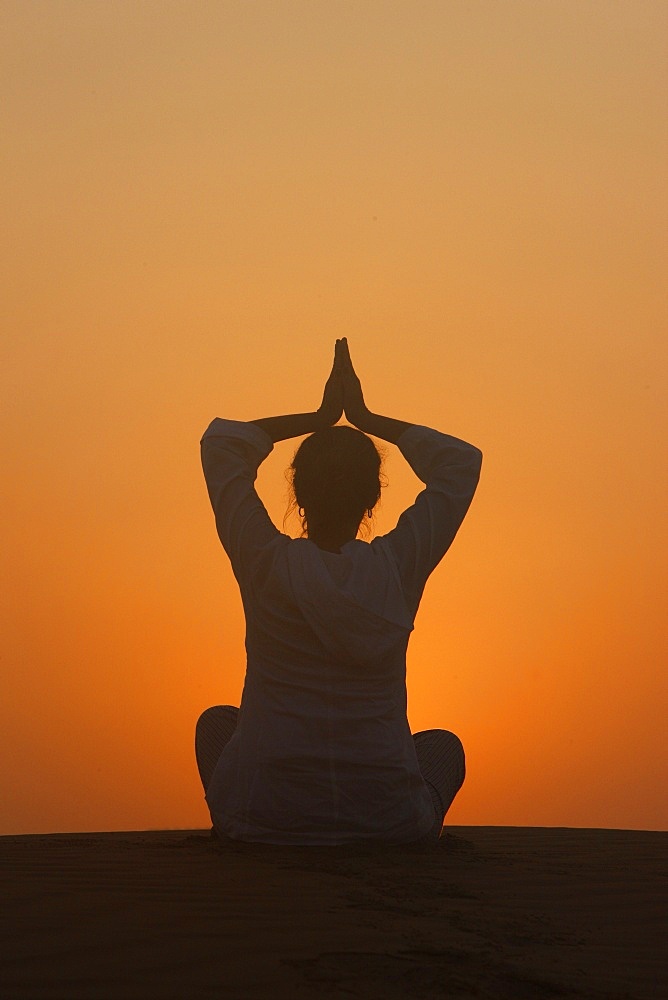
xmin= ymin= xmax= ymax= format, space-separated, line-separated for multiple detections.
xmin=0 ymin=826 xmax=665 ymax=999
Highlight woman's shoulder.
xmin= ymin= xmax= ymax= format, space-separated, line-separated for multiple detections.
xmin=201 ymin=418 xmax=273 ymax=454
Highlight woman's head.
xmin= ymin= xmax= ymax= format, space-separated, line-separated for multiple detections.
xmin=288 ymin=426 xmax=383 ymax=539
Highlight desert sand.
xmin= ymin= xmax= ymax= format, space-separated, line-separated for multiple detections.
xmin=0 ymin=826 xmax=665 ymax=999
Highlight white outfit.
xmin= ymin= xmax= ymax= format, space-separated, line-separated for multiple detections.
xmin=201 ymin=419 xmax=481 ymax=845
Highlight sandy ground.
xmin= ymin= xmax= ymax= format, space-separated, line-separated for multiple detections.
xmin=0 ymin=826 xmax=665 ymax=999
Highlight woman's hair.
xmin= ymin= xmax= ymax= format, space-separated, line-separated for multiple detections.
xmin=287 ymin=426 xmax=384 ymax=537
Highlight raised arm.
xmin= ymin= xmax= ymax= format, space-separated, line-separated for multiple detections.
xmin=339 ymin=338 xmax=482 ymax=606
xmin=338 ymin=338 xmax=412 ymax=443
xmin=250 ymin=341 xmax=345 ymax=443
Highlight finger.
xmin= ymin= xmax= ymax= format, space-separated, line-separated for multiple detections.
xmin=341 ymin=338 xmax=356 ymax=374
xmin=329 ymin=341 xmax=341 ymax=374
xmin=334 ymin=340 xmax=345 ymax=374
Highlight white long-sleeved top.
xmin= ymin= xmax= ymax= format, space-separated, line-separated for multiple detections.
xmin=201 ymin=419 xmax=482 ymax=845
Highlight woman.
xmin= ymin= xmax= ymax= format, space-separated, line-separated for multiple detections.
xmin=197 ymin=339 xmax=482 ymax=845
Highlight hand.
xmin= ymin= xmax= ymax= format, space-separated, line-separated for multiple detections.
xmin=316 ymin=340 xmax=345 ymax=426
xmin=338 ymin=338 xmax=368 ymax=426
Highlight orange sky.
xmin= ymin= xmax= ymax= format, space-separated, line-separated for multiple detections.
xmin=2 ymin=1 xmax=666 ymax=834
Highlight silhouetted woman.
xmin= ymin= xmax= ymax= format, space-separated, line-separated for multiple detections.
xmin=196 ymin=339 xmax=482 ymax=845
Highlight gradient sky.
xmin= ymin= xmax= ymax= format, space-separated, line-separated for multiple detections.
xmin=2 ymin=0 xmax=666 ymax=835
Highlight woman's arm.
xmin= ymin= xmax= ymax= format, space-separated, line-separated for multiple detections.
xmin=250 ymin=342 xmax=345 ymax=443
xmin=338 ymin=338 xmax=411 ymax=443
xmin=200 ymin=419 xmax=278 ymax=574
xmin=338 ymin=338 xmax=482 ymax=606
xmin=249 ymin=411 xmax=328 ymax=443
xmin=382 ymin=425 xmax=482 ymax=611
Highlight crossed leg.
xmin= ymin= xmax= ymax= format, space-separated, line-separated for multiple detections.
xmin=195 ymin=707 xmax=465 ymax=841
xmin=412 ymin=728 xmax=466 ymax=841
xmin=195 ymin=705 xmax=239 ymax=792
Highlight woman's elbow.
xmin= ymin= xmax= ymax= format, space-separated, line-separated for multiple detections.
xmin=468 ymin=444 xmax=483 ymax=475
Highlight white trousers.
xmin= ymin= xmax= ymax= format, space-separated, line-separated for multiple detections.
xmin=195 ymin=705 xmax=465 ymax=843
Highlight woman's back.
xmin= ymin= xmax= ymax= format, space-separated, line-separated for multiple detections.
xmin=200 ymin=402 xmax=481 ymax=844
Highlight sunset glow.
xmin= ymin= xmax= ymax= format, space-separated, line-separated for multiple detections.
xmin=2 ymin=1 xmax=666 ymax=834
